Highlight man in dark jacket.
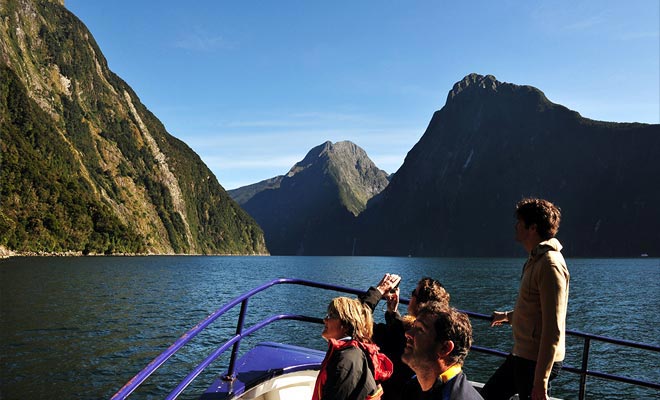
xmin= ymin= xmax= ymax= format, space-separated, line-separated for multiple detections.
xmin=360 ymin=274 xmax=452 ymax=400
xmin=401 ymin=303 xmax=483 ymax=400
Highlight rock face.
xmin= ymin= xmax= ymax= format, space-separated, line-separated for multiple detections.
xmin=355 ymin=74 xmax=660 ymax=257
xmin=0 ymin=0 xmax=267 ymax=254
xmin=231 ymin=141 xmax=389 ymax=255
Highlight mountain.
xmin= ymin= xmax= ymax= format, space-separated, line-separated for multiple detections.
xmin=228 ymin=176 xmax=284 ymax=206
xmin=0 ymin=0 xmax=267 ymax=255
xmin=231 ymin=141 xmax=390 ymax=255
xmin=354 ymin=74 xmax=660 ymax=257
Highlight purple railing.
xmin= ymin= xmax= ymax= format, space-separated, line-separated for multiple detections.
xmin=112 ymin=278 xmax=660 ymax=400
xmin=111 ymin=278 xmax=365 ymax=399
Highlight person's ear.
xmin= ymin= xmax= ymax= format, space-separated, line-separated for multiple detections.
xmin=437 ymin=340 xmax=455 ymax=358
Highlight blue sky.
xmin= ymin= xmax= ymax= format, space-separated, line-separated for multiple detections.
xmin=66 ymin=1 xmax=659 ymax=190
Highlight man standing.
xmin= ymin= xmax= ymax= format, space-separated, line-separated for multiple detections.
xmin=401 ymin=302 xmax=483 ymax=399
xmin=482 ymin=198 xmax=570 ymax=400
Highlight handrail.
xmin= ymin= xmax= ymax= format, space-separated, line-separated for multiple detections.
xmin=460 ymin=310 xmax=660 ymax=393
xmin=113 ymin=278 xmax=660 ymax=399
xmin=165 ymin=314 xmax=322 ymax=400
xmin=112 ymin=278 xmax=364 ymax=399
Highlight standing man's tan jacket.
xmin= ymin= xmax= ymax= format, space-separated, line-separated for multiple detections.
xmin=482 ymin=198 xmax=569 ymax=400
xmin=510 ymin=238 xmax=569 ymax=390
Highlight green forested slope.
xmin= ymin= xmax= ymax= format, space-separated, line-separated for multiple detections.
xmin=0 ymin=0 xmax=267 ymax=255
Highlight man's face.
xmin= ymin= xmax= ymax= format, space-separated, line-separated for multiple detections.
xmin=402 ymin=312 xmax=438 ymax=370
xmin=515 ymin=218 xmax=531 ymax=243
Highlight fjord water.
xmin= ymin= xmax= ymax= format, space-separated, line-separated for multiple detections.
xmin=1 ymin=256 xmax=658 ymax=400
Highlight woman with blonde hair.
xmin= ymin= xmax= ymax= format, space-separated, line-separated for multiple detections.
xmin=312 ymin=297 xmax=393 ymax=400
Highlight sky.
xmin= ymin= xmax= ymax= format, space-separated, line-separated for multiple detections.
xmin=65 ymin=1 xmax=659 ymax=190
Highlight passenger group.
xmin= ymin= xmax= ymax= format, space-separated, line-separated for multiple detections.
xmin=313 ymin=198 xmax=569 ymax=400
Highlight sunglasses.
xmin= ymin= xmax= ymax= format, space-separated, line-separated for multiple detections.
xmin=324 ymin=312 xmax=339 ymax=320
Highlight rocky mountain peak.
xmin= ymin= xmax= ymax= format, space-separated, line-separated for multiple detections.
xmin=281 ymin=140 xmax=389 ymax=216
xmin=287 ymin=141 xmax=329 ymax=177
xmin=327 ymin=140 xmax=366 ymax=159
xmin=233 ymin=140 xmax=390 ymax=254
xmin=287 ymin=140 xmax=370 ymax=177
xmin=448 ymin=73 xmax=500 ymax=100
xmin=435 ymin=73 xmax=558 ymax=133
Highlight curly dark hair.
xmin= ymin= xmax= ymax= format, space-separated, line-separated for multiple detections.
xmin=415 ymin=277 xmax=450 ymax=306
xmin=417 ymin=302 xmax=473 ymax=366
xmin=515 ymin=198 xmax=561 ymax=240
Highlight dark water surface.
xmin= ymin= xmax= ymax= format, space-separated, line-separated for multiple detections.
xmin=1 ymin=256 xmax=658 ymax=399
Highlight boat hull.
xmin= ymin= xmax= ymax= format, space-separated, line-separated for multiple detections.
xmin=201 ymin=342 xmax=324 ymax=399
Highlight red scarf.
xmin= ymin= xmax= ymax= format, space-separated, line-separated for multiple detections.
xmin=312 ymin=339 xmax=393 ymax=400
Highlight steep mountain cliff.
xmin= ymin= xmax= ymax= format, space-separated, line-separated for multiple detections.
xmin=355 ymin=74 xmax=660 ymax=257
xmin=231 ymin=141 xmax=389 ymax=255
xmin=0 ymin=0 xmax=267 ymax=254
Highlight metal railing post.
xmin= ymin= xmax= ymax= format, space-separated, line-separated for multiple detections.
xmin=578 ymin=336 xmax=591 ymax=400
xmin=223 ymin=298 xmax=249 ymax=380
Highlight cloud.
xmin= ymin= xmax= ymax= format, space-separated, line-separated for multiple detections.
xmin=183 ymin=127 xmax=422 ymax=153
xmin=560 ymin=15 xmax=606 ymax=32
xmin=173 ymin=28 xmax=234 ymax=52
xmin=223 ymin=111 xmax=382 ymax=129
xmin=530 ymin=4 xmax=609 ymax=35
xmin=224 ymin=119 xmax=313 ymax=128
xmin=203 ymin=155 xmax=300 ymax=170
xmin=203 ymin=155 xmax=299 ymax=190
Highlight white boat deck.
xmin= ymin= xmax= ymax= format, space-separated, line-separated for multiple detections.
xmin=226 ymin=369 xmax=562 ymax=400
xmin=234 ymin=370 xmax=317 ymax=400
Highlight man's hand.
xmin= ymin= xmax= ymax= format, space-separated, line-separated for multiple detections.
xmin=490 ymin=311 xmax=509 ymax=327
xmin=376 ymin=273 xmax=401 ymax=296
xmin=531 ymin=385 xmax=548 ymax=400
xmin=386 ymin=288 xmax=399 ymax=313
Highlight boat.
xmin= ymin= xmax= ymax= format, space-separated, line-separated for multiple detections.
xmin=112 ymin=278 xmax=660 ymax=400
xmin=200 ymin=342 xmax=323 ymax=399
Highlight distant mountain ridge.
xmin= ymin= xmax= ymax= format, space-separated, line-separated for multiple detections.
xmin=230 ymin=141 xmax=389 ymax=255
xmin=234 ymin=74 xmax=659 ymax=257
xmin=0 ymin=0 xmax=267 ymax=254
xmin=355 ymin=73 xmax=660 ymax=257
